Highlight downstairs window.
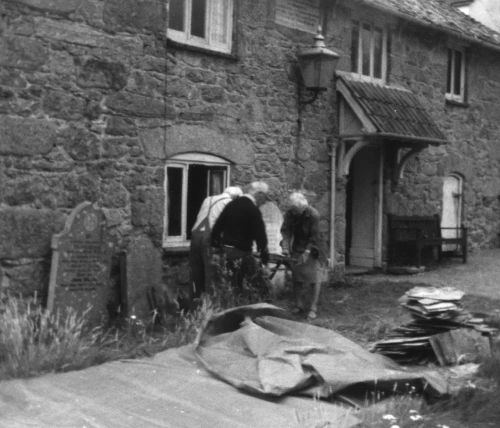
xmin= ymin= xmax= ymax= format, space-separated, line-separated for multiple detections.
xmin=164 ymin=153 xmax=230 ymax=247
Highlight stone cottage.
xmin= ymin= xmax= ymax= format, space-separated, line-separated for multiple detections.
xmin=1 ymin=0 xmax=500 ymax=317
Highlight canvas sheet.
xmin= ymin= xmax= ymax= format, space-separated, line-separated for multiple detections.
xmin=0 ymin=343 xmax=358 ymax=428
xmin=195 ymin=304 xmax=448 ymax=400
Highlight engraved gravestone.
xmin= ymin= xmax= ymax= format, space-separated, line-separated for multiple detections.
xmin=259 ymin=201 xmax=284 ymax=255
xmin=47 ymin=202 xmax=114 ymax=325
xmin=121 ymin=234 xmax=163 ymax=320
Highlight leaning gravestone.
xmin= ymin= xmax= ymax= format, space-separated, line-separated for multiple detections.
xmin=259 ymin=201 xmax=287 ymax=293
xmin=121 ymin=234 xmax=163 ymax=321
xmin=47 ymin=202 xmax=114 ymax=325
xmin=259 ymin=201 xmax=284 ymax=255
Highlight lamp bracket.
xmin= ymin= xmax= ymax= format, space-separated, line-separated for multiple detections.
xmin=298 ymin=87 xmax=326 ymax=111
xmin=299 ymin=88 xmax=320 ymax=107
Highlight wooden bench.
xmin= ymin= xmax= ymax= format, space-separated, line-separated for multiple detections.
xmin=388 ymin=214 xmax=467 ymax=267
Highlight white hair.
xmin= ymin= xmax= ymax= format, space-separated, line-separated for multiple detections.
xmin=247 ymin=181 xmax=269 ymax=196
xmin=223 ymin=186 xmax=243 ymax=199
xmin=288 ymin=192 xmax=308 ymax=209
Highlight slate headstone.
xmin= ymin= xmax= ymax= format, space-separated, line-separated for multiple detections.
xmin=260 ymin=202 xmax=286 ymax=293
xmin=259 ymin=201 xmax=284 ymax=255
xmin=121 ymin=234 xmax=163 ymax=320
xmin=47 ymin=202 xmax=114 ymax=325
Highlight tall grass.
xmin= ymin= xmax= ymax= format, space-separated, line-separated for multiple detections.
xmin=0 ymin=293 xmax=102 ymax=379
xmin=0 ymin=293 xmax=216 ymax=380
xmin=0 ymin=263 xmax=265 ymax=381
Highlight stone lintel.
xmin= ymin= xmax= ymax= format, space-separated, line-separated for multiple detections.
xmin=165 ymin=124 xmax=254 ymax=165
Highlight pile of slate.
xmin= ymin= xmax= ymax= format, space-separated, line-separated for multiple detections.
xmin=372 ymin=286 xmax=497 ymax=365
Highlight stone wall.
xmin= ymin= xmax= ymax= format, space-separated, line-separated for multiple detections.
xmin=0 ymin=0 xmax=169 ymax=300
xmin=0 ymin=0 xmax=337 ymax=301
xmin=387 ymin=20 xmax=500 ymax=250
xmin=1 ymin=0 xmax=500 ymax=304
xmin=164 ymin=0 xmax=337 ymax=287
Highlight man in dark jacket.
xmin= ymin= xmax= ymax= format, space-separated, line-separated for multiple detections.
xmin=189 ymin=186 xmax=242 ymax=298
xmin=211 ymin=181 xmax=270 ymax=290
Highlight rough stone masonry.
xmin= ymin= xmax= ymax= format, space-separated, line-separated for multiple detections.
xmin=1 ymin=0 xmax=500 ymax=312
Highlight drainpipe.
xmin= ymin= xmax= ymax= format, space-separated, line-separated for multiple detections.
xmin=329 ymin=144 xmax=336 ymax=269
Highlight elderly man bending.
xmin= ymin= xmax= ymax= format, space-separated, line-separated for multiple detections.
xmin=189 ymin=186 xmax=243 ymax=298
xmin=211 ymin=181 xmax=270 ymax=291
xmin=280 ymin=192 xmax=327 ymax=320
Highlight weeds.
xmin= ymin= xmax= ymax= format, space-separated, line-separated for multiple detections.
xmin=0 ymin=292 xmax=102 ymax=379
xmin=169 ymin=295 xmax=215 ymax=348
xmin=356 ymin=394 xmax=428 ymax=427
xmin=431 ymin=354 xmax=500 ymax=425
xmin=0 ymin=292 xmax=212 ymax=380
xmin=0 ymin=259 xmax=269 ymax=380
xmin=295 ymin=391 xmax=434 ymax=428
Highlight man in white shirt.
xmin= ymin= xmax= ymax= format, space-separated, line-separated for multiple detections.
xmin=189 ymin=186 xmax=242 ymax=298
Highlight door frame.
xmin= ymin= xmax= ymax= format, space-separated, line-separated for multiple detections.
xmin=342 ymin=141 xmax=384 ymax=268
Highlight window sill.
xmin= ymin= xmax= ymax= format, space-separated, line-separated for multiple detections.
xmin=166 ymin=38 xmax=238 ymax=61
xmin=163 ymin=245 xmax=190 ymax=254
xmin=445 ymin=98 xmax=468 ymax=108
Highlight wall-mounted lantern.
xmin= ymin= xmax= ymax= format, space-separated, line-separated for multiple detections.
xmin=297 ymin=28 xmax=340 ymax=106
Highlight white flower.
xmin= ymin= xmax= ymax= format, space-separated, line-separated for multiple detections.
xmin=382 ymin=414 xmax=397 ymax=421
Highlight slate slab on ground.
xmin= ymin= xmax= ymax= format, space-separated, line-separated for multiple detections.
xmin=0 ymin=344 xmax=359 ymax=428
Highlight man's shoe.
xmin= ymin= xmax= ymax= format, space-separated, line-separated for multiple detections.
xmin=307 ymin=310 xmax=317 ymax=320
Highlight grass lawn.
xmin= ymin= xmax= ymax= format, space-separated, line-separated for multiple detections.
xmin=2 ymin=276 xmax=499 ymax=427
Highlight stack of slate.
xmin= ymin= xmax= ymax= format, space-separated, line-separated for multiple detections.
xmin=372 ymin=286 xmax=495 ymax=365
xmin=399 ymin=286 xmax=467 ymax=323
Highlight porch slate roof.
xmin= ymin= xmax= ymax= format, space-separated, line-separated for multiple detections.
xmin=337 ymin=73 xmax=447 ymax=144
xmin=355 ymin=0 xmax=500 ymax=51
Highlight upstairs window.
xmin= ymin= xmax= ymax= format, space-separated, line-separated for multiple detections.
xmin=446 ymin=47 xmax=466 ymax=103
xmin=168 ymin=0 xmax=233 ymax=54
xmin=351 ymin=20 xmax=388 ymax=82
xmin=164 ymin=153 xmax=230 ymax=247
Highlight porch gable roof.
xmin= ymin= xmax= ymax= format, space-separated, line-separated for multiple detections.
xmin=337 ymin=73 xmax=448 ymax=146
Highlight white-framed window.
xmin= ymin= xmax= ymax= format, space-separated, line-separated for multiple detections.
xmin=167 ymin=0 xmax=233 ymax=54
xmin=164 ymin=153 xmax=230 ymax=247
xmin=350 ymin=20 xmax=388 ymax=82
xmin=446 ymin=47 xmax=466 ymax=103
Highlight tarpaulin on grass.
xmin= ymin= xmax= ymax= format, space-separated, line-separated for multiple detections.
xmin=195 ymin=304 xmax=448 ymax=401
xmin=0 ymin=341 xmax=358 ymax=428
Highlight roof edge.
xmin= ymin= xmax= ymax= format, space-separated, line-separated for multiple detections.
xmin=341 ymin=132 xmax=448 ymax=146
xmin=355 ymin=0 xmax=500 ymax=53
